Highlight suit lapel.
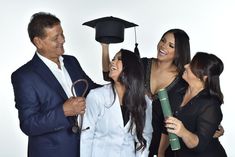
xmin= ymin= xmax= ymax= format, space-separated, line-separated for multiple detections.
xmin=63 ymin=56 xmax=76 ymax=83
xmin=31 ymin=54 xmax=68 ymax=100
xmin=63 ymin=57 xmax=88 ymax=97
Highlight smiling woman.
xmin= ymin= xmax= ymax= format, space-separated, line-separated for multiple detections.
xmin=164 ymin=52 xmax=227 ymax=157
xmin=108 ymin=51 xmax=123 ymax=81
xmin=80 ymin=49 xmax=153 ymax=157
xmin=2 ymin=1 xmax=234 ymax=157
xmin=101 ymin=29 xmax=226 ymax=157
xmin=101 ymin=29 xmax=191 ymax=157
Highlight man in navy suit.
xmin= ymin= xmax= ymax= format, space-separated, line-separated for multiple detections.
xmin=11 ymin=12 xmax=101 ymax=157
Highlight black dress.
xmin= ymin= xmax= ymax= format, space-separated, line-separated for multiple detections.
xmin=169 ymin=88 xmax=227 ymax=157
xmin=141 ymin=58 xmax=187 ymax=157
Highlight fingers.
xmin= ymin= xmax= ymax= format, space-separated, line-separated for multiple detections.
xmin=71 ymin=97 xmax=86 ymax=114
xmin=165 ymin=116 xmax=177 ymax=125
xmin=213 ymin=125 xmax=224 ymax=138
xmin=167 ymin=123 xmax=177 ymax=130
xmin=165 ymin=117 xmax=181 ymax=134
xmin=63 ymin=97 xmax=86 ymax=116
xmin=218 ymin=125 xmax=224 ymax=133
xmin=213 ymin=131 xmax=220 ymax=138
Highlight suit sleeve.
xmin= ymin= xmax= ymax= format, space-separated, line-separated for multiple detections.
xmin=11 ymin=70 xmax=70 ymax=136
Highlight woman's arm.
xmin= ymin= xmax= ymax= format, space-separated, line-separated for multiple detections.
xmin=165 ymin=116 xmax=199 ymax=148
xmin=157 ymin=133 xmax=170 ymax=157
xmin=101 ymin=43 xmax=111 ymax=81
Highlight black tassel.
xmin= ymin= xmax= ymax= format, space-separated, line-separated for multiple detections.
xmin=134 ymin=27 xmax=140 ymax=58
xmin=134 ymin=43 xmax=140 ymax=58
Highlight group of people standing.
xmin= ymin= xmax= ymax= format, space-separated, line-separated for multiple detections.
xmin=100 ymin=29 xmax=227 ymax=157
xmin=11 ymin=12 xmax=227 ymax=157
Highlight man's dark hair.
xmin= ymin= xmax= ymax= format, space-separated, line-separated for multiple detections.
xmin=28 ymin=12 xmax=60 ymax=44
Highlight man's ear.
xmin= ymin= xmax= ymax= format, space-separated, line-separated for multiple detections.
xmin=33 ymin=37 xmax=43 ymax=49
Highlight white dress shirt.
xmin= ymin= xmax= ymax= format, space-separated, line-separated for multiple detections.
xmin=37 ymin=52 xmax=73 ymax=97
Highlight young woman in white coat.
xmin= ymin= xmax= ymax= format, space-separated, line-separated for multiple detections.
xmin=80 ymin=49 xmax=153 ymax=157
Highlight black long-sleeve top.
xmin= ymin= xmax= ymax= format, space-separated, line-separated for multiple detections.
xmin=141 ymin=58 xmax=187 ymax=157
xmin=167 ymin=88 xmax=227 ymax=157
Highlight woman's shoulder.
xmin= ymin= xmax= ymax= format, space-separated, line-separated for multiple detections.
xmin=88 ymin=84 xmax=112 ymax=95
xmin=197 ymin=90 xmax=221 ymax=106
xmin=86 ymin=84 xmax=114 ymax=108
xmin=194 ymin=90 xmax=223 ymax=121
xmin=87 ymin=84 xmax=114 ymax=102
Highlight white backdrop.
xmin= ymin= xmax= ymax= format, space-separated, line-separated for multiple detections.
xmin=0 ymin=0 xmax=234 ymax=156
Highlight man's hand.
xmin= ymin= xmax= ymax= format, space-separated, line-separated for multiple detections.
xmin=63 ymin=97 xmax=86 ymax=116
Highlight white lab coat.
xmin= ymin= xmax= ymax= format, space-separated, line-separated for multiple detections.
xmin=80 ymin=84 xmax=152 ymax=157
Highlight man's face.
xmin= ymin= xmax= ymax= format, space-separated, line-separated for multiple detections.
xmin=36 ymin=24 xmax=65 ymax=61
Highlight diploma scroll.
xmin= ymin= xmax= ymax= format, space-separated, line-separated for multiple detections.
xmin=157 ymin=88 xmax=181 ymax=151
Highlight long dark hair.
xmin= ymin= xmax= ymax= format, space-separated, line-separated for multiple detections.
xmin=111 ymin=49 xmax=147 ymax=150
xmin=161 ymin=29 xmax=191 ymax=75
xmin=190 ymin=52 xmax=224 ymax=103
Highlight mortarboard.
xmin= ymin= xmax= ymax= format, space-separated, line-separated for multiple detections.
xmin=83 ymin=16 xmax=138 ymax=44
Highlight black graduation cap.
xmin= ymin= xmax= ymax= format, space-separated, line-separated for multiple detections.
xmin=83 ymin=16 xmax=138 ymax=44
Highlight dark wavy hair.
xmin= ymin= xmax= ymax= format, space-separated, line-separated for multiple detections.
xmin=190 ymin=52 xmax=224 ymax=103
xmin=161 ymin=29 xmax=191 ymax=75
xmin=111 ymin=49 xmax=147 ymax=150
xmin=28 ymin=12 xmax=60 ymax=44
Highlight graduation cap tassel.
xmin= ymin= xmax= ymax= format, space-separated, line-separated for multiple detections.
xmin=134 ymin=27 xmax=140 ymax=57
xmin=134 ymin=43 xmax=140 ymax=57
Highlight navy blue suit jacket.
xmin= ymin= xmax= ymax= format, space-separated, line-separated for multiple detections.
xmin=11 ymin=53 xmax=101 ymax=157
